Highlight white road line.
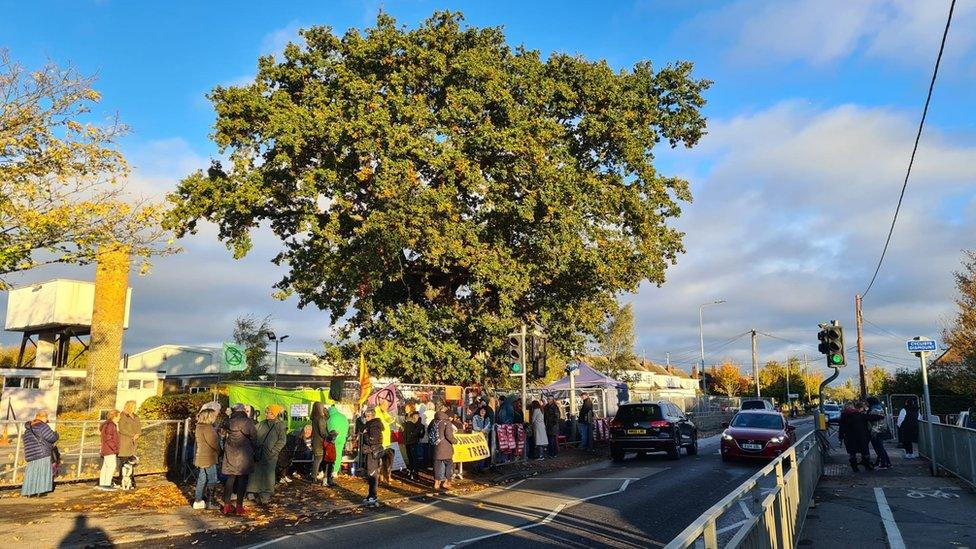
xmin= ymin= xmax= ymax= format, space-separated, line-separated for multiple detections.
xmin=504 ymin=479 xmax=527 ymax=490
xmin=534 ymin=477 xmax=641 ymax=480
xmin=716 ymin=520 xmax=748 ymax=535
xmin=442 ymin=479 xmax=633 ymax=549
xmin=875 ymin=487 xmax=906 ymax=549
xmin=738 ymin=500 xmax=753 ymax=519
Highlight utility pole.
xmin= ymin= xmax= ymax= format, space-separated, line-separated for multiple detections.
xmin=786 ymin=356 xmax=791 ymax=407
xmin=666 ymin=352 xmax=671 ymax=368
xmin=751 ymin=329 xmax=760 ymax=397
xmin=855 ymin=294 xmax=867 ymax=399
xmin=803 ymin=354 xmax=810 ymax=402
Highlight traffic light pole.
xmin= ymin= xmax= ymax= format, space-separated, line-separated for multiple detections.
xmin=519 ymin=323 xmax=527 ymax=435
xmin=855 ymin=294 xmax=867 ymax=399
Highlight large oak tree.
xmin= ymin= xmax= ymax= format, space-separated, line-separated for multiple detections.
xmin=167 ymin=12 xmax=710 ymax=384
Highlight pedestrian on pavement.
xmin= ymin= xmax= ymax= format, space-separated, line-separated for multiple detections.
xmin=433 ymin=405 xmax=457 ymax=491
xmin=326 ymin=402 xmax=349 ymax=486
xmin=497 ymin=396 xmax=514 ymax=425
xmin=543 ymin=397 xmax=560 ymax=458
xmin=22 ymin=410 xmax=58 ymax=497
xmin=530 ymin=400 xmax=547 ymax=460
xmin=361 ymin=407 xmax=384 ymax=505
xmin=374 ymin=397 xmax=395 ymax=485
xmin=471 ymin=406 xmax=492 ymax=471
xmin=247 ymin=404 xmax=287 ymax=504
xmin=221 ymin=403 xmax=257 ymax=515
xmin=897 ymin=399 xmax=921 ymax=459
xmin=310 ymin=402 xmax=330 ymax=481
xmin=117 ymin=400 xmax=142 ymax=487
xmin=839 ymin=401 xmax=873 ymax=472
xmin=98 ymin=410 xmax=120 ymax=491
xmin=512 ymin=395 xmax=525 ymax=425
xmin=193 ymin=408 xmax=221 ymax=509
xmin=578 ymin=392 xmax=594 ymax=451
xmin=403 ymin=411 xmax=425 ymax=479
xmin=865 ymin=397 xmax=891 ymax=469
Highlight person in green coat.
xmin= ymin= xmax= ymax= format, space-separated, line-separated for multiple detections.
xmin=247 ymin=405 xmax=287 ymax=504
xmin=326 ymin=403 xmax=349 ymax=487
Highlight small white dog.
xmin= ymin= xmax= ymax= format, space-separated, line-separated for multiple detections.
xmin=120 ymin=455 xmax=139 ymax=490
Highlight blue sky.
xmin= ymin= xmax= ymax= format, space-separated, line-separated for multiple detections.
xmin=2 ymin=0 xmax=975 ymax=380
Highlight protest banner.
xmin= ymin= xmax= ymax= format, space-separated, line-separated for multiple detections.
xmin=452 ymin=432 xmax=490 ymax=463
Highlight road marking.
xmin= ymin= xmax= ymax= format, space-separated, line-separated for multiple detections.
xmin=738 ymin=500 xmax=753 ymax=519
xmin=716 ymin=519 xmax=748 ymax=534
xmin=504 ymin=479 xmax=526 ymax=490
xmin=442 ymin=479 xmax=633 ymax=549
xmin=532 ymin=477 xmax=641 ymax=480
xmin=875 ymin=487 xmax=906 ymax=549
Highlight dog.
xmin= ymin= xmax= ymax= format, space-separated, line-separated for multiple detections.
xmin=120 ymin=455 xmax=139 ymax=490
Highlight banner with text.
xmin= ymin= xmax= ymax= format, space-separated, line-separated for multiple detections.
xmin=452 ymin=432 xmax=490 ymax=463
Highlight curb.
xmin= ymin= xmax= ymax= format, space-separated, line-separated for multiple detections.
xmin=109 ymin=453 xmax=607 ymax=548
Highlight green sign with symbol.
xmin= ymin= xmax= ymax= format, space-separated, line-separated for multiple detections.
xmin=223 ymin=343 xmax=246 ymax=372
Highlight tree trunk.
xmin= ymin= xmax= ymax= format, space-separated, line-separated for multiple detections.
xmin=84 ymin=244 xmax=130 ymax=414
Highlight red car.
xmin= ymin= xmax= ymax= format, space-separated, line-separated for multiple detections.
xmin=720 ymin=410 xmax=796 ymax=462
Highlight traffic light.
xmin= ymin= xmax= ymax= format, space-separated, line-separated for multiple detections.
xmin=529 ymin=335 xmax=548 ymax=378
xmin=818 ymin=324 xmax=846 ymax=366
xmin=508 ymin=333 xmax=524 ymax=376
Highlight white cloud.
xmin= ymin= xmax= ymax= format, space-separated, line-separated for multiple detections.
xmin=260 ymin=20 xmax=304 ymax=58
xmin=688 ymin=0 xmax=976 ymax=68
xmin=633 ymin=100 xmax=976 ymax=379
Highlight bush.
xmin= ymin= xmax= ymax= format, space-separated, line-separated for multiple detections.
xmin=139 ymin=393 xmax=228 ymax=420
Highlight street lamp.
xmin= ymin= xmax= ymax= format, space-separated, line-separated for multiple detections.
xmin=266 ymin=332 xmax=290 ymax=387
xmin=699 ymin=300 xmax=726 ymax=392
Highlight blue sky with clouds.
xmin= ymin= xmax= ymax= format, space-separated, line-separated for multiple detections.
xmin=2 ymin=0 xmax=975 ymax=380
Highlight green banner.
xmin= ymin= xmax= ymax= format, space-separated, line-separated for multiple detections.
xmin=223 ymin=343 xmax=246 ymax=371
xmin=226 ymin=384 xmax=336 ymax=430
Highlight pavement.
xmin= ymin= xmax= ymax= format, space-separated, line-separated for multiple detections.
xmin=800 ymin=434 xmax=976 ymax=549
xmin=126 ymin=417 xmax=816 ymax=548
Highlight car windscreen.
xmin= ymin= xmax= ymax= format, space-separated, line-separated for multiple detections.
xmin=615 ymin=404 xmax=663 ymax=423
xmin=823 ymin=405 xmax=840 ymax=412
xmin=741 ymin=400 xmax=767 ymax=410
xmin=731 ymin=413 xmax=784 ymax=430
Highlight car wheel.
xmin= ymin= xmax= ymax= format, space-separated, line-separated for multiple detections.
xmin=667 ymin=433 xmax=681 ymax=460
xmin=686 ymin=432 xmax=698 ymax=456
xmin=611 ymin=448 xmax=625 ymax=462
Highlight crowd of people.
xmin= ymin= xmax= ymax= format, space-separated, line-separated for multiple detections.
xmin=837 ymin=397 xmax=920 ymax=472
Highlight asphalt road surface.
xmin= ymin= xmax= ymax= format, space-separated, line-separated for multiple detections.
xmin=142 ymin=418 xmax=815 ymax=549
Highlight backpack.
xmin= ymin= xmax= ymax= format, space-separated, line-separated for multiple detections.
xmin=427 ymin=419 xmax=442 ymax=446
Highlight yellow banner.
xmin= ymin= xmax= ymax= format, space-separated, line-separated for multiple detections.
xmin=452 ymin=432 xmax=490 ymax=463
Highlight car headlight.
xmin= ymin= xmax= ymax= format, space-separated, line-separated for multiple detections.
xmin=769 ymin=436 xmax=784 ymax=444
xmin=722 ymin=431 xmax=733 ymax=441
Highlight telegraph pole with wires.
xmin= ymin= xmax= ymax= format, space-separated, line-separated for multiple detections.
xmin=855 ymin=294 xmax=867 ymax=399
xmin=751 ymin=329 xmax=760 ymax=397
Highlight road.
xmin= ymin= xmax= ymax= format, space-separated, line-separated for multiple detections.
xmin=142 ymin=418 xmax=814 ymax=549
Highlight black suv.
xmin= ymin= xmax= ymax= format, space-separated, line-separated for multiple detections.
xmin=609 ymin=401 xmax=698 ymax=461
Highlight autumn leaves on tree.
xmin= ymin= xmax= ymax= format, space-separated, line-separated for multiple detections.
xmin=165 ymin=12 xmax=710 ymax=384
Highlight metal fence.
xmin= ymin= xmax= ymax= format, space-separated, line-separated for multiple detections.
xmin=0 ymin=419 xmax=190 ymax=486
xmin=917 ymin=420 xmax=976 ymax=490
xmin=665 ymin=430 xmax=824 ymax=549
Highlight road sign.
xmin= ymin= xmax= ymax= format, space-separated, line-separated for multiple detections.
xmin=788 ymin=393 xmax=799 ymax=399
xmin=223 ymin=342 xmax=246 ymax=371
xmin=565 ymin=362 xmax=580 ymax=373
xmin=907 ymin=339 xmax=937 ymax=353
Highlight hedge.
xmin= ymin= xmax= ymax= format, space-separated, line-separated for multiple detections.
xmin=139 ymin=392 xmax=229 ymax=420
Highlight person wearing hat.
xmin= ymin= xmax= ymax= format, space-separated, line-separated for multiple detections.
xmin=247 ymin=404 xmax=287 ymax=504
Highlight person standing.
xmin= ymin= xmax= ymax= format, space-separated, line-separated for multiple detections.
xmin=471 ymin=407 xmax=492 ymax=471
xmin=98 ymin=410 xmax=120 ymax=491
xmin=309 ymin=402 xmax=330 ymax=481
xmin=326 ymin=402 xmax=349 ymax=487
xmin=361 ymin=408 xmax=384 ymax=505
xmin=117 ymin=400 xmax=142 ymax=487
xmin=839 ymin=402 xmax=873 ymax=472
xmin=897 ymin=399 xmax=921 ymax=459
xmin=530 ymin=400 xmax=547 ymax=460
xmin=432 ymin=406 xmax=457 ymax=491
xmin=22 ymin=410 xmax=58 ymax=497
xmin=866 ymin=397 xmax=891 ymax=469
xmin=578 ymin=392 xmax=594 ymax=451
xmin=543 ymin=397 xmax=560 ymax=458
xmin=402 ymin=411 xmax=425 ymax=479
xmin=247 ymin=405 xmax=287 ymax=504
xmin=193 ymin=408 xmax=221 ymax=509
xmin=374 ymin=398 xmax=394 ymax=484
xmin=222 ymin=403 xmax=257 ymax=515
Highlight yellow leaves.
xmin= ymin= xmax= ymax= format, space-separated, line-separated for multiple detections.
xmin=355 ymin=165 xmax=373 ymax=182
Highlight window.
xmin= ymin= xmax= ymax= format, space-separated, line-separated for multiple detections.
xmin=22 ymin=378 xmax=39 ymax=389
xmin=188 ymin=386 xmax=210 ymax=394
xmin=616 ymin=404 xmax=663 ymax=423
xmin=142 ymin=380 xmax=155 ymax=390
xmin=731 ymin=413 xmax=784 ymax=430
xmin=3 ymin=377 xmax=21 ymax=388
xmin=127 ymin=379 xmax=141 ymax=390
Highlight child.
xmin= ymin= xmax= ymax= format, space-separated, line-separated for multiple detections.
xmin=323 ymin=430 xmax=338 ymax=487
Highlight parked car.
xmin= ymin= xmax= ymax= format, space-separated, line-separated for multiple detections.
xmin=609 ymin=401 xmax=698 ymax=461
xmin=822 ymin=403 xmax=841 ymax=424
xmin=741 ymin=399 xmax=776 ymax=411
xmin=721 ymin=410 xmax=797 ymax=462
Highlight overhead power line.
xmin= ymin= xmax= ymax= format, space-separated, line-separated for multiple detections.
xmin=861 ymin=0 xmax=956 ymax=299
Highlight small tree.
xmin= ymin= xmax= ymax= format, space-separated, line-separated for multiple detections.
xmin=230 ymin=315 xmax=273 ymax=380
xmin=866 ymin=365 xmax=891 ymax=396
xmin=711 ymin=361 xmax=747 ymax=398
xmin=596 ymin=303 xmax=637 ymax=378
xmin=940 ymin=250 xmax=976 ymax=396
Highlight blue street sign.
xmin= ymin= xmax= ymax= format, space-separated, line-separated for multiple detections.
xmin=565 ymin=362 xmax=581 ymax=373
xmin=907 ymin=339 xmax=937 ymax=353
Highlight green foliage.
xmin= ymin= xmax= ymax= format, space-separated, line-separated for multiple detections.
xmin=939 ymin=249 xmax=976 ymax=396
xmin=0 ymin=342 xmax=87 ymax=369
xmin=166 ymin=12 xmax=709 ymax=384
xmin=595 ymin=302 xmax=636 ymax=378
xmin=139 ymin=392 xmax=228 ymax=420
xmin=758 ymin=357 xmax=808 ymax=402
xmin=229 ymin=314 xmax=272 ymax=380
xmin=823 ymin=379 xmax=858 ymax=402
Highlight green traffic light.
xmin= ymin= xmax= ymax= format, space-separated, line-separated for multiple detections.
xmin=511 ymin=363 xmax=522 ymax=373
xmin=830 ymin=354 xmax=842 ymax=364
